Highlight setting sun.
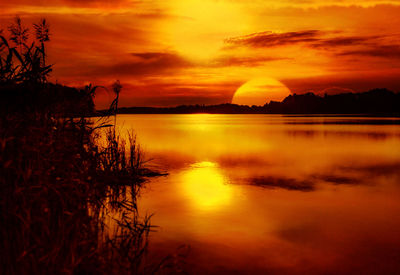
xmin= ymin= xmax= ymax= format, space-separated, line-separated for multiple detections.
xmin=1 ymin=1 xmax=400 ymax=274
xmin=232 ymin=77 xmax=292 ymax=106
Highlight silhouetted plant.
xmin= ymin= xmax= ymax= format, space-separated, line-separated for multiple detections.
xmin=8 ymin=16 xmax=29 ymax=53
xmin=33 ymin=18 xmax=50 ymax=67
xmin=0 ymin=16 xmax=168 ymax=275
xmin=0 ymin=16 xmax=51 ymax=84
xmin=110 ymin=80 xmax=122 ymax=129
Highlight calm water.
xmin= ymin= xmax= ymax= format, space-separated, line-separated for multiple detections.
xmin=116 ymin=114 xmax=400 ymax=274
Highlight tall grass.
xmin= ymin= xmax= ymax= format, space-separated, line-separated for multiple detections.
xmin=0 ymin=17 xmax=166 ymax=274
xmin=0 ymin=110 xmax=162 ymax=274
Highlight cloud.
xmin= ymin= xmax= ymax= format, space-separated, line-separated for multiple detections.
xmin=225 ymin=30 xmax=400 ymax=60
xmin=211 ymin=55 xmax=289 ymax=67
xmin=0 ymin=0 xmax=165 ymax=16
xmin=338 ymin=45 xmax=400 ymax=59
xmin=86 ymin=52 xmax=192 ymax=77
xmin=225 ymin=30 xmax=386 ymax=50
xmin=228 ymin=0 xmax=400 ymax=8
xmin=131 ymin=52 xmax=176 ymax=60
xmin=219 ymin=56 xmax=290 ymax=67
xmin=0 ymin=0 xmax=140 ymax=9
xmin=60 ymin=0 xmax=132 ymax=7
xmin=225 ymin=30 xmax=321 ymax=48
xmin=309 ymin=36 xmax=378 ymax=48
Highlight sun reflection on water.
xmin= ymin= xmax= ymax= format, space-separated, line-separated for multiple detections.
xmin=181 ymin=161 xmax=233 ymax=211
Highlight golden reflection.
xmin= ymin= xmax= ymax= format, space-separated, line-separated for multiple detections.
xmin=181 ymin=161 xmax=233 ymax=211
xmin=186 ymin=114 xmax=216 ymax=131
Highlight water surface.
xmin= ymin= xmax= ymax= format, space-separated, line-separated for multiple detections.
xmin=117 ymin=114 xmax=400 ymax=274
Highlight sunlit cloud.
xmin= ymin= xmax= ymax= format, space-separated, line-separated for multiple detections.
xmin=225 ymin=30 xmax=322 ymax=48
xmin=1 ymin=0 xmax=400 ymax=106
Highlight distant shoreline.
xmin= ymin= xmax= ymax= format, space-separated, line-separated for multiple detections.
xmin=111 ymin=113 xmax=400 ymax=118
xmin=98 ymin=89 xmax=400 ymax=116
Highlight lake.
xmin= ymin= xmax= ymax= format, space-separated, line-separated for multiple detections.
xmin=116 ymin=114 xmax=400 ymax=274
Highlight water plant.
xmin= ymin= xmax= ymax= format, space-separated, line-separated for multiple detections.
xmin=0 ymin=17 xmax=163 ymax=274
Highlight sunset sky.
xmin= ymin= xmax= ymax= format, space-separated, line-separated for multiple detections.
xmin=1 ymin=0 xmax=400 ymax=107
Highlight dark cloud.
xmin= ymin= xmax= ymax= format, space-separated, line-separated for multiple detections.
xmin=131 ymin=52 xmax=177 ymax=60
xmin=211 ymin=55 xmax=289 ymax=67
xmin=61 ymin=0 xmax=131 ymax=5
xmin=0 ymin=0 xmax=134 ymax=9
xmin=309 ymin=36 xmax=378 ymax=49
xmin=225 ymin=30 xmax=400 ymax=60
xmin=88 ymin=52 xmax=192 ymax=77
xmin=225 ymin=30 xmax=321 ymax=48
xmin=225 ymin=30 xmax=382 ymax=50
xmin=338 ymin=44 xmax=400 ymax=59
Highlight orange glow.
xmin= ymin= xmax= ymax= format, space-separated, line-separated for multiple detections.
xmin=180 ymin=161 xmax=233 ymax=211
xmin=232 ymin=77 xmax=292 ymax=106
xmin=125 ymin=114 xmax=400 ymax=274
xmin=1 ymin=1 xmax=400 ymax=107
xmin=163 ymin=0 xmax=248 ymax=60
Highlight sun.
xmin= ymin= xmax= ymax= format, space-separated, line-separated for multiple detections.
xmin=232 ymin=77 xmax=292 ymax=106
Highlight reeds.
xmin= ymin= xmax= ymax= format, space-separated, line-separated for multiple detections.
xmin=0 ymin=17 xmax=163 ymax=274
xmin=1 ymin=17 xmax=51 ymax=85
xmin=0 ymin=110 xmax=160 ymax=274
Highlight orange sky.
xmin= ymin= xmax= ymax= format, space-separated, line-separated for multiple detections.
xmin=1 ymin=0 xmax=400 ymax=107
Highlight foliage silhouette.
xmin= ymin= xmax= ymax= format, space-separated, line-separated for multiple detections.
xmin=116 ymin=89 xmax=400 ymax=115
xmin=0 ymin=17 xmax=170 ymax=275
xmin=33 ymin=18 xmax=50 ymax=66
xmin=1 ymin=16 xmax=51 ymax=85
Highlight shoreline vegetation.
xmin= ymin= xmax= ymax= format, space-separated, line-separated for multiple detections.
xmin=113 ymin=89 xmax=400 ymax=115
xmin=0 ymin=17 xmax=171 ymax=274
xmin=1 ymin=15 xmax=398 ymax=275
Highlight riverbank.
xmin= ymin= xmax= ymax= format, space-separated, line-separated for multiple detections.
xmin=0 ymin=90 xmax=157 ymax=274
